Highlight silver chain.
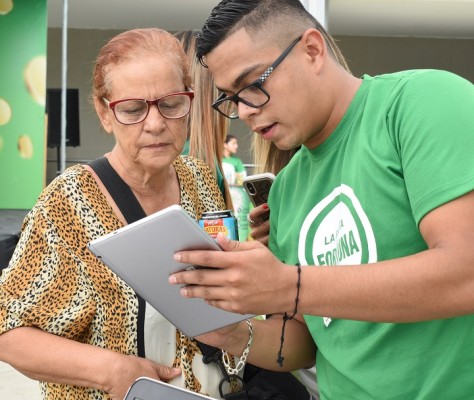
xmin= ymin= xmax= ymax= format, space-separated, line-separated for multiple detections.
xmin=221 ymin=319 xmax=253 ymax=375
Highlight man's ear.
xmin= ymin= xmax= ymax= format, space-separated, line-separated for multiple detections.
xmin=94 ymin=97 xmax=113 ymax=134
xmin=300 ymin=28 xmax=327 ymax=66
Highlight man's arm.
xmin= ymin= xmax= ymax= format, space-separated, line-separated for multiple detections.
xmin=197 ymin=314 xmax=316 ymax=372
xmin=171 ymin=191 xmax=474 ymax=322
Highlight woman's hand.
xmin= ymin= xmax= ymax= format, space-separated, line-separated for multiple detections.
xmin=105 ymin=353 xmax=182 ymax=400
xmin=247 ymin=203 xmax=270 ymax=245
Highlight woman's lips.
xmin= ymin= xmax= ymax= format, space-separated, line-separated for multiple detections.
xmin=145 ymin=143 xmax=167 ymax=148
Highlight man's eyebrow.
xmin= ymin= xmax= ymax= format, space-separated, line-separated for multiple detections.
xmin=216 ymin=63 xmax=263 ymax=93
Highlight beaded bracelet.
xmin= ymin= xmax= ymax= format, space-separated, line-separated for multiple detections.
xmin=222 ymin=319 xmax=253 ymax=375
xmin=277 ymin=263 xmax=301 ymax=367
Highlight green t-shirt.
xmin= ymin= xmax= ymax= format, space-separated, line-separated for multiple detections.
xmin=223 ymin=156 xmax=249 ymax=240
xmin=269 ymin=70 xmax=474 ymax=399
xmin=223 ymin=156 xmax=246 ymax=173
xmin=223 ymin=156 xmax=246 ymax=185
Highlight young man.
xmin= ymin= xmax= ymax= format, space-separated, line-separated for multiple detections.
xmin=170 ymin=0 xmax=474 ymax=398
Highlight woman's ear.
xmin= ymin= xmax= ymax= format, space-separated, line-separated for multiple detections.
xmin=94 ymin=97 xmax=113 ymax=134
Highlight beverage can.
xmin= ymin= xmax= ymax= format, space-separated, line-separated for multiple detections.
xmin=199 ymin=210 xmax=239 ymax=241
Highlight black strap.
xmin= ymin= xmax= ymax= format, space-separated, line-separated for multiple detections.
xmin=88 ymin=157 xmax=146 ymax=223
xmin=88 ymin=157 xmax=147 ymax=358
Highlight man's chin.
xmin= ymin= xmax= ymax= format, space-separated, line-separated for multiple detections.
xmin=273 ymin=139 xmax=299 ymax=151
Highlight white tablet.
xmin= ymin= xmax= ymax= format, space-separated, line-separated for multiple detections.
xmin=124 ymin=377 xmax=216 ymax=400
xmin=88 ymin=205 xmax=252 ymax=337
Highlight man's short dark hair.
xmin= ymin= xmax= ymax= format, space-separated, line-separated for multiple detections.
xmin=196 ymin=0 xmax=317 ymax=66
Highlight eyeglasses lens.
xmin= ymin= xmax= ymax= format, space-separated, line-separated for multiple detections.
xmin=114 ymin=100 xmax=148 ymax=124
xmin=158 ymin=95 xmax=191 ymax=119
xmin=240 ymin=85 xmax=269 ymax=107
xmin=217 ymin=85 xmax=269 ymax=119
xmin=217 ymin=101 xmax=239 ymax=119
xmin=114 ymin=94 xmax=191 ymax=124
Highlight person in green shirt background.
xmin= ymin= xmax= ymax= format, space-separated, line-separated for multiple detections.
xmin=223 ymin=134 xmax=250 ymax=240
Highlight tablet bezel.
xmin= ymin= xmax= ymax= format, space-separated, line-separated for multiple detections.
xmin=124 ymin=377 xmax=215 ymax=400
xmin=88 ymin=205 xmax=252 ymax=337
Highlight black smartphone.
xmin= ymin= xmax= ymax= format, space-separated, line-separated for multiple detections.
xmin=243 ymin=173 xmax=275 ymax=221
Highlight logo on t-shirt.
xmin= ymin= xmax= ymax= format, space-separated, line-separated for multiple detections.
xmin=298 ymin=184 xmax=377 ymax=326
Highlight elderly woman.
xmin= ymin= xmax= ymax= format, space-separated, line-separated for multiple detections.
xmin=0 ymin=28 xmax=228 ymax=399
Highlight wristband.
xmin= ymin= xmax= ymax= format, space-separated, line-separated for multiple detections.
xmin=277 ymin=263 xmax=301 ymax=367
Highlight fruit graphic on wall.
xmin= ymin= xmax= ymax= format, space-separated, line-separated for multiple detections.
xmin=0 ymin=0 xmax=13 ymax=15
xmin=0 ymin=98 xmax=12 ymax=126
xmin=0 ymin=0 xmax=47 ymax=208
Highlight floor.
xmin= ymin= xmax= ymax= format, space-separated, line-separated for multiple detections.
xmin=0 ymin=361 xmax=41 ymax=399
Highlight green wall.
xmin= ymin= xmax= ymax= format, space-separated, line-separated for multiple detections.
xmin=0 ymin=0 xmax=47 ymax=209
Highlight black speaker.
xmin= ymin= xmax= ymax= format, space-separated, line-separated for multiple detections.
xmin=46 ymin=88 xmax=80 ymax=147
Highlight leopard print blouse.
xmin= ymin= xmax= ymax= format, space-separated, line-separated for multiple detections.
xmin=0 ymin=156 xmax=231 ymax=399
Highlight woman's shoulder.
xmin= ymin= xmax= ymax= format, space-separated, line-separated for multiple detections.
xmin=175 ymin=155 xmax=215 ymax=180
xmin=17 ymin=165 xmax=98 ymax=234
xmin=175 ymin=155 xmax=225 ymax=211
xmin=40 ymin=165 xmax=92 ymax=197
xmin=176 ymin=154 xmax=209 ymax=170
xmin=34 ymin=164 xmax=100 ymax=214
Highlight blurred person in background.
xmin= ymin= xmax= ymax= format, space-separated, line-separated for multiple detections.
xmin=223 ymin=134 xmax=250 ymax=240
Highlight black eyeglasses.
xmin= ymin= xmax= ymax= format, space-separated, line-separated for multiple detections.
xmin=103 ymin=91 xmax=194 ymax=125
xmin=212 ymin=36 xmax=302 ymax=119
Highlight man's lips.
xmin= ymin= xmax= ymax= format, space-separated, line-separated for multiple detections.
xmin=256 ymin=123 xmax=276 ymax=139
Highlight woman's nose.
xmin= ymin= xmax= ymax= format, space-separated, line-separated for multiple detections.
xmin=143 ymin=103 xmax=167 ymax=129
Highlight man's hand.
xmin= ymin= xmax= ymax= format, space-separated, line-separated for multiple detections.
xmin=169 ymin=233 xmax=294 ymax=316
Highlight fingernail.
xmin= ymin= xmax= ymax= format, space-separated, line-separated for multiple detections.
xmin=168 ymin=275 xmax=177 ymax=284
xmin=180 ymin=287 xmax=189 ymax=297
xmin=263 ymin=204 xmax=268 ymax=209
xmin=174 ymin=253 xmax=181 ymax=262
xmin=174 ymin=367 xmax=182 ymax=374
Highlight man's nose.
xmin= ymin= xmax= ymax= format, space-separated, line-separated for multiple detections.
xmin=237 ymin=101 xmax=260 ymax=120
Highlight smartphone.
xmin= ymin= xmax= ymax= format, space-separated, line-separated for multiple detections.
xmin=243 ymin=173 xmax=275 ymax=221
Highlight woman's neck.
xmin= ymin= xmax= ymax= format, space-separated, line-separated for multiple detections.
xmin=106 ymin=154 xmax=180 ymax=215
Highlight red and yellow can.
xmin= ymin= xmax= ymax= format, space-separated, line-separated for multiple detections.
xmin=199 ymin=210 xmax=239 ymax=241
